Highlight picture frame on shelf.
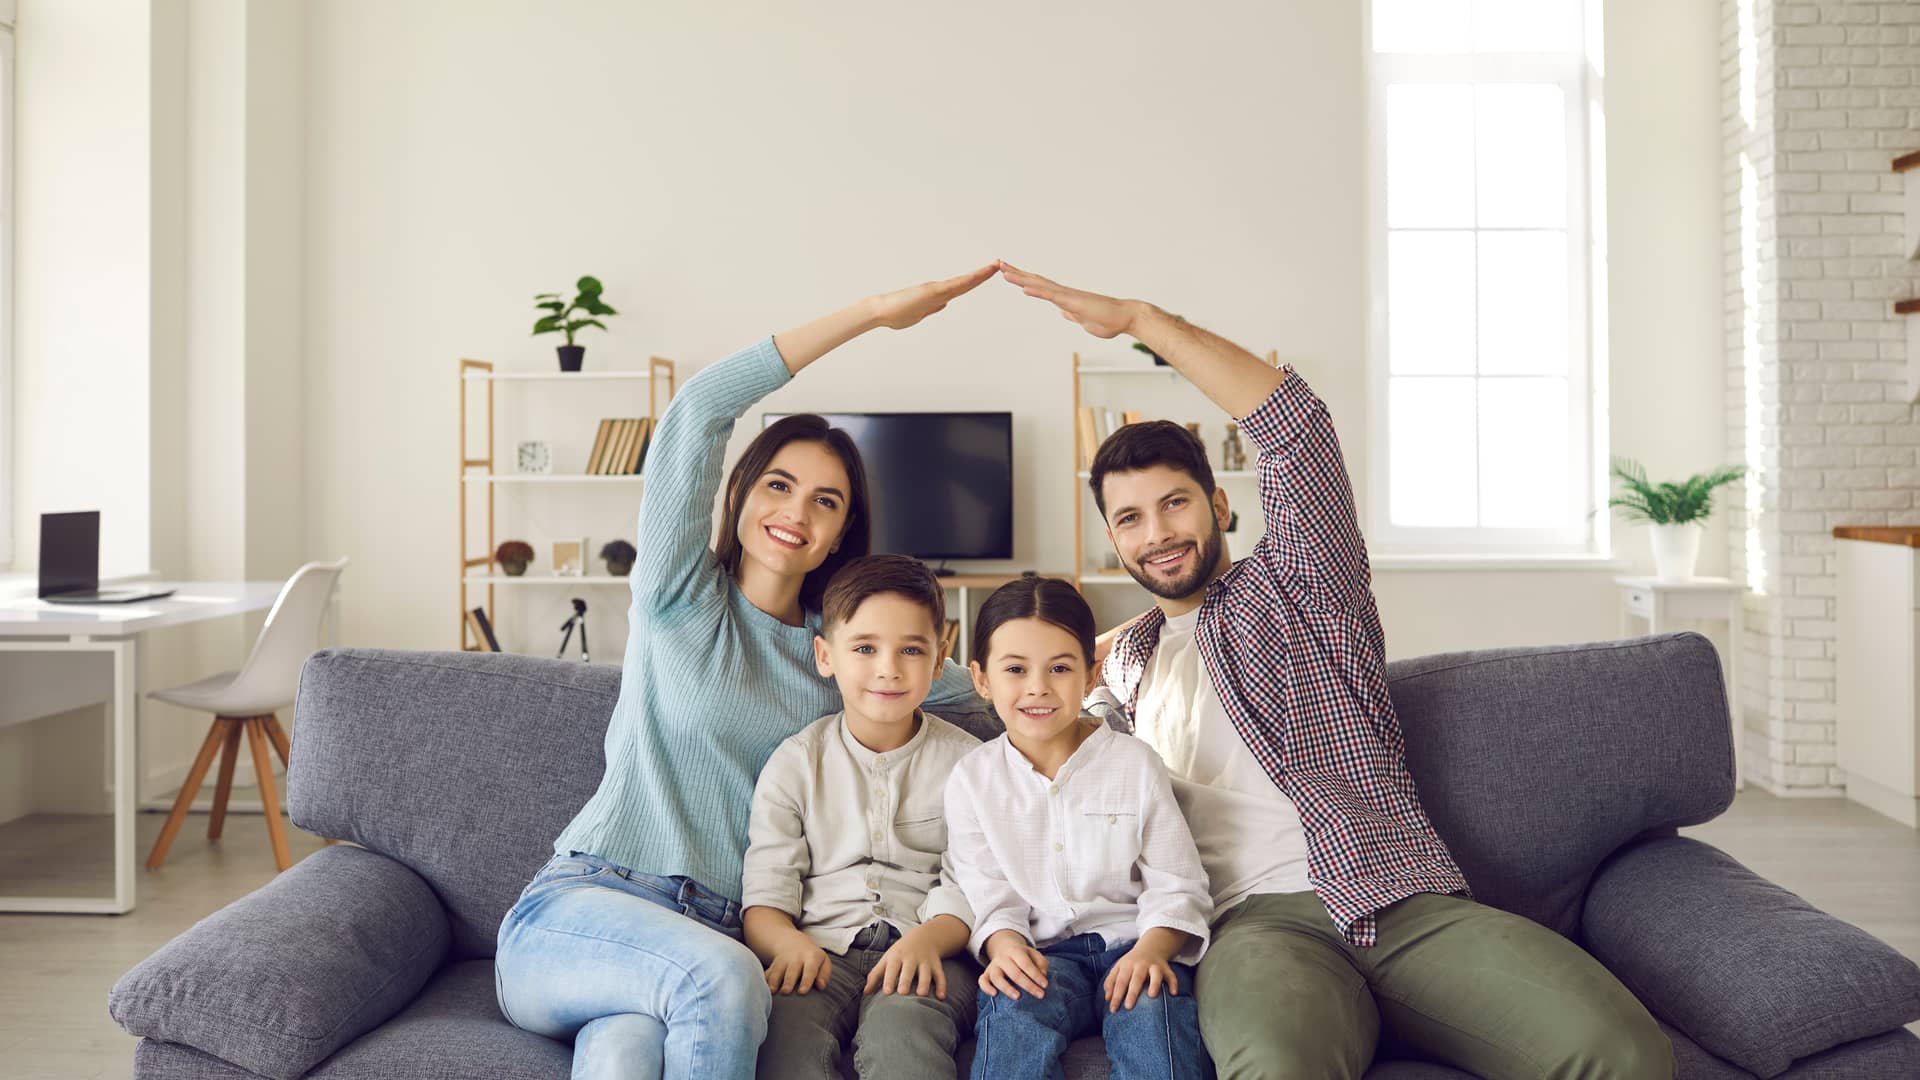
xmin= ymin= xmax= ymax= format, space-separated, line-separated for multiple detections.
xmin=552 ymin=538 xmax=587 ymax=577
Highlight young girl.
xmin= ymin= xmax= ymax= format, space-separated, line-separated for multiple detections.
xmin=943 ymin=577 xmax=1215 ymax=1080
xmin=492 ymin=264 xmax=999 ymax=1080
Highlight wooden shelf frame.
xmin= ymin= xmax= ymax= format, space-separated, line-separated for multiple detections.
xmin=457 ymin=355 xmax=676 ymax=651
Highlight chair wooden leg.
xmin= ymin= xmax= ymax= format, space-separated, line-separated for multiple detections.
xmin=247 ymin=718 xmax=293 ymax=872
xmin=207 ymin=718 xmax=245 ymax=840
xmin=263 ymin=713 xmax=292 ymax=770
xmin=146 ymin=719 xmax=230 ymax=871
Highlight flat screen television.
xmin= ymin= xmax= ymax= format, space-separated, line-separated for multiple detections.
xmin=761 ymin=412 xmax=1013 ymax=561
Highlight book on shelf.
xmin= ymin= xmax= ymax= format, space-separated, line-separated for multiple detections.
xmin=938 ymin=618 xmax=961 ymax=660
xmin=582 ymin=417 xmax=655 ymax=476
xmin=1076 ymin=407 xmax=1100 ymax=470
xmin=1121 ymin=409 xmax=1144 ymax=426
xmin=605 ymin=419 xmax=632 ymax=475
xmin=465 ymin=607 xmax=502 ymax=652
xmin=586 ymin=419 xmax=615 ymax=474
xmin=628 ymin=417 xmax=654 ymax=474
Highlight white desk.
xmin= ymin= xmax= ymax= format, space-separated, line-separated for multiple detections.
xmin=0 ymin=579 xmax=282 ymax=913
xmin=1614 ymin=575 xmax=1746 ymax=791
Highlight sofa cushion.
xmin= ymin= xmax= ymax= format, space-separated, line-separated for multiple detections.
xmin=111 ymin=845 xmax=449 ymax=1080
xmin=1584 ymin=836 xmax=1920 ymax=1077
xmin=1777 ymin=1027 xmax=1920 ymax=1079
xmin=1384 ymin=633 xmax=1735 ymax=936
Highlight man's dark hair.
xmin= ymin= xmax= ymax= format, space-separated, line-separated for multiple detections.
xmin=1088 ymin=420 xmax=1216 ymax=517
xmin=820 ymin=553 xmax=946 ymax=639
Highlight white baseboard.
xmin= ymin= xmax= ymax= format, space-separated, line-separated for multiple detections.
xmin=1745 ymin=774 xmax=1846 ymax=799
xmin=1844 ymin=773 xmax=1920 ymax=828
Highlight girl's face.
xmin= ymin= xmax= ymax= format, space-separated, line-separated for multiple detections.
xmin=970 ymin=617 xmax=1095 ymax=747
xmin=734 ymin=439 xmax=852 ymax=581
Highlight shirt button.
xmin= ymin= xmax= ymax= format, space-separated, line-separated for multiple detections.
xmin=1108 ymin=814 xmax=1117 ymax=824
xmin=874 ymin=786 xmax=885 ymax=798
xmin=874 ymin=757 xmax=886 ymax=767
xmin=872 ymin=831 xmax=883 ymax=844
xmin=1050 ymin=786 xmax=1060 ymax=796
xmin=872 ymin=903 xmax=885 ymax=915
xmin=865 ymin=878 xmax=878 ymax=890
xmin=1053 ymin=842 xmax=1064 ymax=852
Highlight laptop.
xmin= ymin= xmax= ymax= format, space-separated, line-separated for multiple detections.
xmin=38 ymin=511 xmax=176 ymax=604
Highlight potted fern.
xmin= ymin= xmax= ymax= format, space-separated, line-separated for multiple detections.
xmin=1607 ymin=458 xmax=1746 ymax=581
xmin=532 ymin=276 xmax=618 ymax=371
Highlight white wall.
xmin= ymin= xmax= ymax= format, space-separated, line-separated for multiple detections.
xmin=302 ymin=0 xmax=1726 ymax=665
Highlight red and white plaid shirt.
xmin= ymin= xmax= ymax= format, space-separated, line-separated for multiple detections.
xmin=1097 ymin=369 xmax=1469 ymax=947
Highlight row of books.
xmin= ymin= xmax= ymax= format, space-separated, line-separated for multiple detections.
xmin=587 ymin=418 xmax=655 ymax=475
xmin=1076 ymin=407 xmax=1144 ymax=470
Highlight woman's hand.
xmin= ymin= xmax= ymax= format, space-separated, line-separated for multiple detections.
xmin=978 ymin=929 xmax=1049 ymax=1000
xmin=868 ymin=262 xmax=1000 ymax=330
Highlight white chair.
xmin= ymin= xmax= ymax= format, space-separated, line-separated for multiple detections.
xmin=145 ymin=557 xmax=349 ymax=872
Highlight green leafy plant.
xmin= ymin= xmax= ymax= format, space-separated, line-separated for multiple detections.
xmin=533 ymin=276 xmax=618 ymax=346
xmin=1607 ymin=458 xmax=1746 ymax=525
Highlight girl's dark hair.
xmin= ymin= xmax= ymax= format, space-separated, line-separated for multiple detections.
xmin=714 ymin=414 xmax=872 ymax=613
xmin=970 ymin=576 xmax=1097 ymax=669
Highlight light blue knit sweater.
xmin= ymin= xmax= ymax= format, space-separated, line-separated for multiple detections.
xmin=551 ymin=336 xmax=979 ymax=901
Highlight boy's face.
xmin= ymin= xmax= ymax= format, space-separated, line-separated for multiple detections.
xmin=815 ymin=592 xmax=941 ymax=728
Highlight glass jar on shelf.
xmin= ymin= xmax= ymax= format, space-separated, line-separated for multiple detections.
xmin=1221 ymin=424 xmax=1246 ymax=472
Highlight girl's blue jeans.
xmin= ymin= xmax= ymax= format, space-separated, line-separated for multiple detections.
xmin=495 ymin=852 xmax=771 ymax=1080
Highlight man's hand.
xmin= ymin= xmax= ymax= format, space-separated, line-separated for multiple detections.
xmin=978 ymin=929 xmax=1049 ymax=1000
xmin=765 ymin=937 xmax=833 ymax=996
xmin=1101 ymin=927 xmax=1187 ymax=1012
xmin=865 ymin=923 xmax=952 ymax=999
xmin=999 ymin=262 xmax=1141 ymax=339
xmin=868 ymin=263 xmax=1000 ymax=331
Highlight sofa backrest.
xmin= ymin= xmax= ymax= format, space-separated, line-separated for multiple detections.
xmin=1384 ymin=632 xmax=1736 ymax=937
xmin=288 ymin=633 xmax=1733 ymax=956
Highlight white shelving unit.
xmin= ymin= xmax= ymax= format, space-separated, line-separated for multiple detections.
xmin=1069 ymin=351 xmax=1280 ymax=589
xmin=457 ymin=356 xmax=676 ymax=651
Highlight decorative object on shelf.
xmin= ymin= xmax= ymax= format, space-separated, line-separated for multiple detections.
xmin=1221 ymin=424 xmax=1247 ymax=472
xmin=601 ymin=539 xmax=636 ymax=577
xmin=464 ymin=607 xmax=502 ymax=652
xmin=515 ymin=440 xmax=552 ymax=475
xmin=552 ymin=539 xmax=587 ymax=577
xmin=1606 ymin=458 xmax=1746 ymax=582
xmin=557 ymin=597 xmax=590 ymax=662
xmin=495 ymin=540 xmax=534 ymax=577
xmin=1223 ymin=510 xmax=1249 ymax=563
xmin=532 ymin=275 xmax=618 ymax=372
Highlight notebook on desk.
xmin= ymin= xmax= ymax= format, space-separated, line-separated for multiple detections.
xmin=38 ymin=511 xmax=176 ymax=604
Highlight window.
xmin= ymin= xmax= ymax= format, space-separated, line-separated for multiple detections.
xmin=1366 ymin=0 xmax=1606 ymax=556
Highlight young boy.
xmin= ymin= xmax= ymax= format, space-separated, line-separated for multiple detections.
xmin=742 ymin=554 xmax=982 ymax=1080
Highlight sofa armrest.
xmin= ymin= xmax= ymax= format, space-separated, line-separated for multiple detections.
xmin=110 ymin=844 xmax=451 ymax=1080
xmin=1582 ymin=835 xmax=1920 ymax=1079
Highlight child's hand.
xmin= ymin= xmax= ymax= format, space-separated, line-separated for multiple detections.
xmin=765 ymin=938 xmax=832 ymax=996
xmin=979 ymin=929 xmax=1049 ymax=1000
xmin=864 ymin=926 xmax=950 ymax=999
xmin=1102 ymin=928 xmax=1185 ymax=1012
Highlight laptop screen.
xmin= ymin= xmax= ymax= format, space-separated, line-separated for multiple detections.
xmin=39 ymin=511 xmax=101 ymax=598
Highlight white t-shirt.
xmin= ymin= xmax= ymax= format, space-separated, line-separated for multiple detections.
xmin=1132 ymin=606 xmax=1312 ymax=914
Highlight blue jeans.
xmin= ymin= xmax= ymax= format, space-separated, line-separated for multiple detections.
xmin=495 ymin=852 xmax=771 ymax=1080
xmin=970 ymin=933 xmax=1211 ymax=1080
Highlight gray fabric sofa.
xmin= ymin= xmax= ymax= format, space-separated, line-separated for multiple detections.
xmin=111 ymin=633 xmax=1920 ymax=1078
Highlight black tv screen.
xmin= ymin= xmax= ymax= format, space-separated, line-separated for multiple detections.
xmin=762 ymin=412 xmax=1013 ymax=560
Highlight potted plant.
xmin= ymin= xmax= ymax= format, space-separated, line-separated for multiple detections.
xmin=532 ymin=276 xmax=618 ymax=371
xmin=1607 ymin=458 xmax=1746 ymax=581
xmin=600 ymin=539 xmax=636 ymax=577
xmin=495 ymin=540 xmax=535 ymax=577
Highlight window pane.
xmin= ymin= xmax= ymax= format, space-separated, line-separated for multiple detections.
xmin=1373 ymin=0 xmax=1470 ymax=53
xmin=1389 ymin=231 xmax=1476 ymax=375
xmin=1476 ymin=84 xmax=1566 ymax=228
xmin=1389 ymin=377 xmax=1477 ymax=527
xmin=1387 ymin=85 xmax=1475 ymax=229
xmin=1472 ymin=0 xmax=1580 ymax=53
xmin=1477 ymin=231 xmax=1567 ymax=375
xmin=1478 ymin=377 xmax=1570 ymax=528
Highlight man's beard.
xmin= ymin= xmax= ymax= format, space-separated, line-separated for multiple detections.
xmin=1122 ymin=522 xmax=1225 ymax=601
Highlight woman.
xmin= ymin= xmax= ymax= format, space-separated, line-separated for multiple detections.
xmin=494 ymin=263 xmax=1000 ymax=1080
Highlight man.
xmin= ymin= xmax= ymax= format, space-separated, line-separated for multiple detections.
xmin=1000 ymin=263 xmax=1671 ymax=1080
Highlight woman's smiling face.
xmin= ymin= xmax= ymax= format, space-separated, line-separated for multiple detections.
xmin=733 ymin=439 xmax=852 ymax=580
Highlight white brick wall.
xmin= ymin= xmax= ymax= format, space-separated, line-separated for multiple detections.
xmin=1723 ymin=0 xmax=1920 ymax=794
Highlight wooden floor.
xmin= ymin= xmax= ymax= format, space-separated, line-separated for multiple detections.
xmin=0 ymin=792 xmax=1915 ymax=1080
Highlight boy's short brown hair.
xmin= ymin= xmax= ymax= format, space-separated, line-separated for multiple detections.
xmin=820 ymin=554 xmax=946 ymax=639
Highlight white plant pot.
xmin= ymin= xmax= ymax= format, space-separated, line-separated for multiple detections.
xmin=1649 ymin=523 xmax=1702 ymax=582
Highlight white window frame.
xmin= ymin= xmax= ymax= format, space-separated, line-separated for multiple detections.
xmin=0 ymin=5 xmax=14 ymax=568
xmin=1364 ymin=3 xmax=1607 ymax=558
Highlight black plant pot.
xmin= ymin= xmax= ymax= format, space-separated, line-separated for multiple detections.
xmin=557 ymin=345 xmax=585 ymax=372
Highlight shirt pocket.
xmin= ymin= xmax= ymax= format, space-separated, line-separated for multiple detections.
xmin=893 ymin=815 xmax=949 ymax=862
xmin=1078 ymin=811 xmax=1142 ymax=879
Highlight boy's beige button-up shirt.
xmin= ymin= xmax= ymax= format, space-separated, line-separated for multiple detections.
xmin=742 ymin=710 xmax=979 ymax=955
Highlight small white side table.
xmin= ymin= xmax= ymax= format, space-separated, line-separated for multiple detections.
xmin=1614 ymin=576 xmax=1746 ymax=790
